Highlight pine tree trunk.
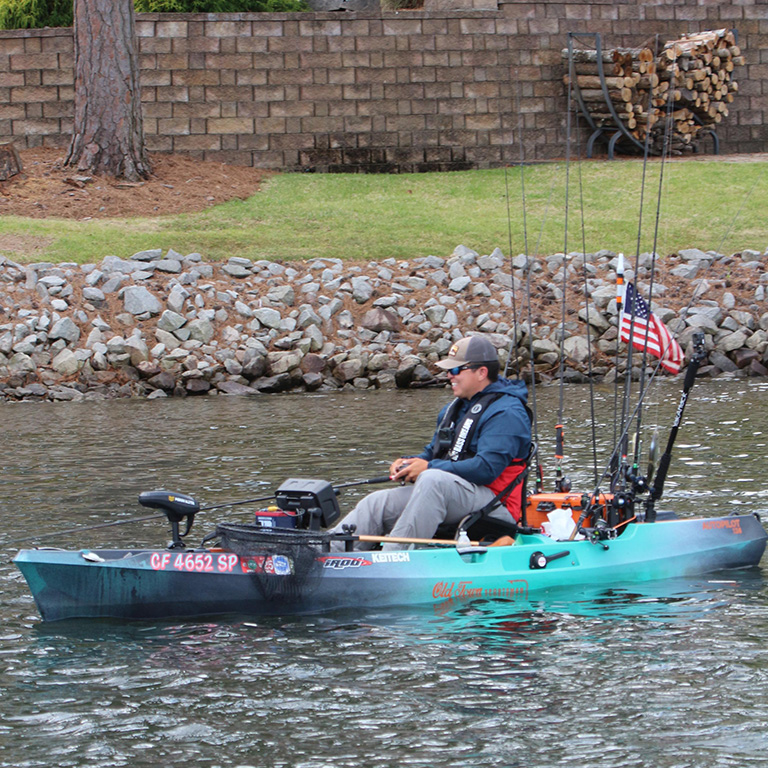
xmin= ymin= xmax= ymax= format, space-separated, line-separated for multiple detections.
xmin=64 ymin=0 xmax=150 ymax=181
xmin=0 ymin=142 xmax=23 ymax=181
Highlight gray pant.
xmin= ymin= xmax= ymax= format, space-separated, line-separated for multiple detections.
xmin=331 ymin=468 xmax=507 ymax=551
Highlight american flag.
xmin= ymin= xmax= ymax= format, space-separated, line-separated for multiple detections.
xmin=620 ymin=282 xmax=684 ymax=374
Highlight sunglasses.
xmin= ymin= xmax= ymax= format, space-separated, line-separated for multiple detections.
xmin=446 ymin=364 xmax=479 ymax=376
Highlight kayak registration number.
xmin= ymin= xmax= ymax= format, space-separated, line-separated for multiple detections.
xmin=149 ymin=552 xmax=240 ymax=573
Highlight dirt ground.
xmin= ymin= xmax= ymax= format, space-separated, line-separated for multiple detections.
xmin=0 ymin=147 xmax=269 ymax=220
xmin=2 ymin=147 xmax=767 ymax=223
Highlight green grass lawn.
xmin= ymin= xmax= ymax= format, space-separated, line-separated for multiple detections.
xmin=2 ymin=158 xmax=766 ymax=264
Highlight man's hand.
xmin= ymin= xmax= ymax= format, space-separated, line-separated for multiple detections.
xmin=390 ymin=457 xmax=428 ymax=483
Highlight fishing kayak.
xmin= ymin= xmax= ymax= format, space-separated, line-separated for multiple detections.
xmin=13 ymin=509 xmax=767 ymax=622
xmin=12 ymin=334 xmax=768 ymax=622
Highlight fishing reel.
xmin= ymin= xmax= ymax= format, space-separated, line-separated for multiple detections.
xmin=626 ymin=472 xmax=649 ymax=495
xmin=626 ymin=428 xmax=659 ymax=496
xmin=584 ymin=519 xmax=614 ymax=549
xmin=607 ymin=491 xmax=634 ymax=528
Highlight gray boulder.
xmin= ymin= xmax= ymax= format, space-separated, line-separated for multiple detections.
xmin=563 ymin=335 xmax=591 ymax=364
xmin=351 ymin=276 xmax=374 ymax=303
xmin=449 ymin=276 xmax=471 ymax=292
xmin=255 ymin=373 xmax=293 ymax=392
xmin=157 ymin=310 xmax=187 ymax=333
xmin=253 ymin=308 xmax=282 ymax=330
xmin=123 ymin=286 xmax=161 ymax=316
xmin=716 ymin=330 xmax=748 ymax=354
xmin=82 ymin=286 xmax=106 ymax=304
xmin=155 ymin=259 xmax=182 ymax=273
xmin=49 ymin=317 xmax=81 ymax=343
xmin=131 ymin=249 xmax=163 ymax=261
xmin=335 ymin=357 xmax=365 ymax=382
xmin=222 ymin=263 xmax=251 ymax=278
xmin=361 ymin=308 xmax=399 ymax=333
xmin=217 ymin=380 xmax=259 ymax=396
xmin=125 ymin=337 xmax=150 ymax=366
xmin=51 ymin=348 xmax=81 ymax=375
xmin=267 ymin=285 xmax=295 ymax=306
xmin=267 ymin=350 xmax=303 ymax=375
xmin=187 ymin=318 xmax=215 ymax=343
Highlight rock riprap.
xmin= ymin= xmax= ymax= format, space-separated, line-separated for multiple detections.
xmin=0 ymin=246 xmax=766 ymax=401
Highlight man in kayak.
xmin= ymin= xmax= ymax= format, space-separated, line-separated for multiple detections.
xmin=332 ymin=335 xmax=531 ymax=550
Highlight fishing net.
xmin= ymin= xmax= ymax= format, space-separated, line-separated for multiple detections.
xmin=213 ymin=523 xmax=332 ymax=603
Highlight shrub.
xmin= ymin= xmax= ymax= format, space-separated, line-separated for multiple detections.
xmin=0 ymin=0 xmax=73 ymax=29
xmin=134 ymin=0 xmax=309 ymax=10
xmin=0 ymin=0 xmax=310 ymax=29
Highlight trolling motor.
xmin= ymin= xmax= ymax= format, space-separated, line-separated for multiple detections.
xmin=139 ymin=490 xmax=200 ymax=548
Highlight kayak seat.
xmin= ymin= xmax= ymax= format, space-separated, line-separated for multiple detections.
xmin=434 ymin=443 xmax=538 ymax=544
xmin=435 ymin=511 xmax=521 ymax=544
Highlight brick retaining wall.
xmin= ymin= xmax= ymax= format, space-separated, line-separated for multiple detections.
xmin=0 ymin=0 xmax=766 ymax=171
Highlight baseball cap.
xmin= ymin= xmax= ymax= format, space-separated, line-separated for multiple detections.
xmin=435 ymin=336 xmax=499 ymax=369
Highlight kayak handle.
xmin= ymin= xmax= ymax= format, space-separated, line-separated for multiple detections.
xmin=529 ymin=549 xmax=570 ymax=569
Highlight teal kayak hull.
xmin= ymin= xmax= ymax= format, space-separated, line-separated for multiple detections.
xmin=13 ymin=513 xmax=767 ymax=622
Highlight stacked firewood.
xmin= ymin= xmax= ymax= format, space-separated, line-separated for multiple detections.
xmin=563 ymin=29 xmax=744 ymax=154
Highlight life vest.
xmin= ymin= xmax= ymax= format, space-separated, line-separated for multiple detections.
xmin=435 ymin=392 xmax=530 ymax=520
xmin=486 ymin=463 xmax=527 ymax=521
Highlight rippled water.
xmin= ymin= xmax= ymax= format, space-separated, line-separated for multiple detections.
xmin=2 ymin=380 xmax=768 ymax=767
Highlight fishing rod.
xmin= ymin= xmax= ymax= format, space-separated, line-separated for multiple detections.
xmin=501 ymin=107 xmax=521 ymax=380
xmin=622 ymin=37 xmax=761 ymax=492
xmin=615 ymin=34 xmax=764 ymax=507
xmin=592 ymin=138 xmax=762 ymax=522
xmin=3 ymin=475 xmax=393 ymax=545
xmin=568 ymin=351 xmax=660 ymax=540
xmin=645 ymin=331 xmax=706 ymax=522
xmin=583 ymin=325 xmax=701 ymax=529
xmin=629 ymin=38 xmax=677 ymax=477
xmin=553 ymin=53 xmax=575 ymax=494
xmin=502 ymin=162 xmax=520 ymax=380
xmin=609 ymin=36 xmax=666 ymax=492
xmin=572 ymin=115 xmax=600 ymax=487
xmin=522 ymin=175 xmax=560 ymax=496
xmin=509 ymin=70 xmax=546 ymax=495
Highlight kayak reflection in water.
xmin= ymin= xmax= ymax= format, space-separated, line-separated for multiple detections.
xmin=331 ymin=336 xmax=532 ymax=551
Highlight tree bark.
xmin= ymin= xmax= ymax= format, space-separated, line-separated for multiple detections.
xmin=65 ymin=0 xmax=150 ymax=181
xmin=0 ymin=142 xmax=23 ymax=181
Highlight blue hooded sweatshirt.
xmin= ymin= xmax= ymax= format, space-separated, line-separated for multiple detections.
xmin=418 ymin=377 xmax=531 ymax=487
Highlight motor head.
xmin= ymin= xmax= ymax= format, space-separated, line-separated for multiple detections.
xmin=139 ymin=490 xmax=200 ymax=548
xmin=139 ymin=490 xmax=200 ymax=521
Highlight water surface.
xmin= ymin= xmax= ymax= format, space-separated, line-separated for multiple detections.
xmin=1 ymin=380 xmax=767 ymax=767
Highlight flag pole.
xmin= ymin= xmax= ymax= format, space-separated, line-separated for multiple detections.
xmin=611 ymin=253 xmax=627 ymax=489
xmin=612 ymin=254 xmax=624 ymax=446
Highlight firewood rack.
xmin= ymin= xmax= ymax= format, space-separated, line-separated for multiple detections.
xmin=566 ymin=32 xmax=648 ymax=159
xmin=566 ymin=32 xmax=721 ymax=159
